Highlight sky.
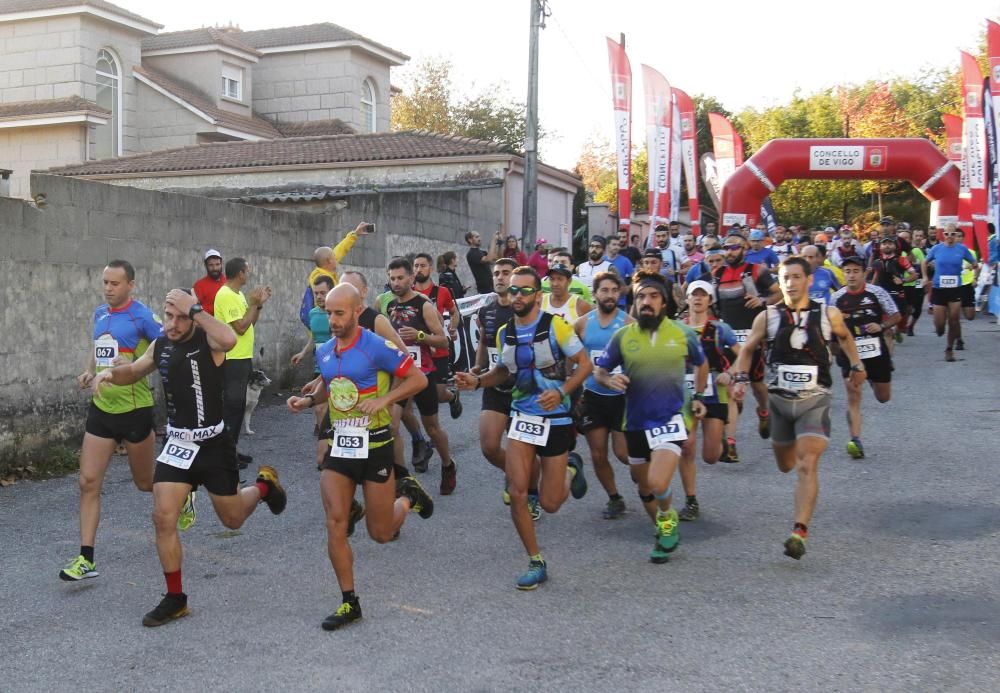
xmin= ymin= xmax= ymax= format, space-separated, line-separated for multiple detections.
xmin=123 ymin=0 xmax=1000 ymax=169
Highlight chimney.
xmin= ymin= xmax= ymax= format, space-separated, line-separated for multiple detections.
xmin=0 ymin=169 xmax=11 ymax=197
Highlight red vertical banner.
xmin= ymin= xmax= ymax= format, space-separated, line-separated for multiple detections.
xmin=960 ymin=50 xmax=988 ymax=257
xmin=673 ymin=88 xmax=699 ymax=233
xmin=709 ymin=113 xmax=745 ymax=227
xmin=940 ymin=113 xmax=965 ymax=230
xmin=641 ymin=65 xmax=671 ymax=225
xmin=607 ymin=37 xmax=632 ymax=228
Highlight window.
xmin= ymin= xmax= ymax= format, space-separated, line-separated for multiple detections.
xmin=94 ymin=48 xmax=121 ymax=159
xmin=222 ymin=63 xmax=243 ymax=101
xmin=360 ymin=78 xmax=376 ymax=133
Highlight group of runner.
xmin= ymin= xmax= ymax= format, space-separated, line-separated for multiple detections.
xmin=62 ymin=214 xmax=987 ymax=631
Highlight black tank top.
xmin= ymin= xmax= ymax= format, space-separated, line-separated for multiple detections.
xmin=766 ymin=302 xmax=833 ymax=390
xmin=359 ymin=307 xmax=378 ymax=332
xmin=477 ymin=298 xmax=515 ymax=392
xmin=154 ymin=329 xmax=225 ymax=429
xmin=387 ymin=294 xmax=433 ymax=371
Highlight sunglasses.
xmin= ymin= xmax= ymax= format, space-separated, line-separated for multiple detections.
xmin=943 ymin=232 xmax=959 ymax=237
xmin=507 ymin=286 xmax=539 ymax=296
xmin=722 ymin=244 xmax=743 ymax=251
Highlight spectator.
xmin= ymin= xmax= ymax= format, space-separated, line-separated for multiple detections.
xmin=502 ymin=235 xmax=529 ymax=266
xmin=193 ymin=248 xmax=225 ymax=315
xmin=465 ymin=229 xmax=500 ymax=294
xmin=437 ymin=251 xmax=466 ymax=300
xmin=527 ymin=238 xmax=551 ymax=276
xmin=301 ymin=221 xmax=371 ymax=326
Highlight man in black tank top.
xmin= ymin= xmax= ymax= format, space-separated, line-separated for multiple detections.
xmin=729 ymin=257 xmax=866 ymax=562
xmin=91 ymin=289 xmax=287 ymax=628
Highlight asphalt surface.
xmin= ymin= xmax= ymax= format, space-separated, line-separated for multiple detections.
xmin=2 ymin=318 xmax=999 ymax=692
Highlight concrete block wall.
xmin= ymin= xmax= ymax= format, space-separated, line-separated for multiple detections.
xmin=0 ymin=123 xmax=85 ymax=198
xmin=135 ymin=82 xmax=208 ymax=151
xmin=0 ymin=15 xmax=84 ymax=103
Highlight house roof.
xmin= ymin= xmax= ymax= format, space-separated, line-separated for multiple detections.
xmin=46 ymin=130 xmax=516 ymax=176
xmin=0 ymin=0 xmax=161 ymax=29
xmin=133 ymin=65 xmax=282 ymax=139
xmin=234 ymin=22 xmax=408 ymax=62
xmin=272 ymin=119 xmax=355 ymax=138
xmin=0 ymin=95 xmax=110 ymax=119
xmin=141 ymin=27 xmax=261 ymax=57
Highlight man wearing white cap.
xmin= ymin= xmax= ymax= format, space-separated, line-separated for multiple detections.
xmin=193 ymin=249 xmax=225 ymax=316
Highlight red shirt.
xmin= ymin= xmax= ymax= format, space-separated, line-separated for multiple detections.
xmin=193 ymin=275 xmax=226 ymax=315
xmin=415 ymin=282 xmax=455 ymax=359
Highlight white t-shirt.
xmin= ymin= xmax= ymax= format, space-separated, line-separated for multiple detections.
xmin=575 ymin=259 xmax=612 ymax=290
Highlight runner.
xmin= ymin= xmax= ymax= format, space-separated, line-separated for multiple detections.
xmin=770 ymin=226 xmax=799 ymax=265
xmin=630 ymin=249 xmax=684 ymax=316
xmin=575 ymin=235 xmax=612 ymax=290
xmin=831 ymin=256 xmax=900 ymax=459
xmin=867 ymin=236 xmax=917 ymax=345
xmin=412 ymin=252 xmax=463 ymax=419
xmin=746 ymin=230 xmax=780 ymax=269
xmin=91 ymin=288 xmax=287 ymax=626
xmin=455 ymin=266 xmax=592 ymax=590
xmin=800 ymin=245 xmax=842 ymax=305
xmin=677 ymin=280 xmax=741 ymax=521
xmin=574 ymin=272 xmax=633 ymax=520
xmin=385 ymin=258 xmax=457 ymax=494
xmin=956 ymin=229 xmax=980 ymax=331
xmin=729 ymin=256 xmax=867 ymax=560
xmin=542 ymin=261 xmax=592 ymax=321
xmin=898 ymin=230 xmax=926 ymax=336
xmin=921 ymin=223 xmax=978 ymax=361
xmin=541 ymin=249 xmax=593 ymax=302
xmin=61 ymin=261 xmax=166 ymax=582
xmin=291 ymin=275 xmax=336 ymax=471
xmin=593 ymin=271 xmax=708 ymax=563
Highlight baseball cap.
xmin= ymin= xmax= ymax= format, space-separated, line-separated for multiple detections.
xmin=642 ymin=248 xmax=662 ymax=259
xmin=879 ymin=216 xmax=893 ymax=225
xmin=840 ymin=255 xmax=865 ymax=268
xmin=686 ymin=279 xmax=716 ymax=300
xmin=749 ymin=230 xmax=766 ymax=241
xmin=547 ymin=263 xmax=573 ymax=278
xmin=204 ymin=248 xmax=222 ymax=260
xmin=535 ymin=238 xmax=548 ymax=248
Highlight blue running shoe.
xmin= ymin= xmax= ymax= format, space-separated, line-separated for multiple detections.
xmin=567 ymin=452 xmax=587 ymax=500
xmin=516 ymin=559 xmax=548 ymax=590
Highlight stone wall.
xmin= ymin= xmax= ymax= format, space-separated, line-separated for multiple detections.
xmin=0 ymin=123 xmax=85 ymax=198
xmin=0 ymin=173 xmax=502 ymax=464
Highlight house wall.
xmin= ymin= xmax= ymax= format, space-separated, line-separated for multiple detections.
xmin=0 ymin=15 xmax=84 ymax=103
xmin=0 ymin=123 xmax=85 ymax=198
xmin=142 ymin=50 xmax=255 ymax=118
xmin=134 ymin=82 xmax=209 ymax=151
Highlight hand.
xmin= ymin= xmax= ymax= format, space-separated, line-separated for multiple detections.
xmin=357 ymin=396 xmax=388 ymax=415
xmin=865 ymin=323 xmax=882 ymax=334
xmin=849 ymin=367 xmax=868 ymax=388
xmin=251 ymin=286 xmax=273 ymax=306
xmin=398 ymin=326 xmax=418 ymax=341
xmin=607 ymin=373 xmax=630 ymax=393
xmin=716 ymin=372 xmax=731 ymax=387
xmin=892 ymin=276 xmax=903 ymax=285
xmin=469 ymin=365 xmax=483 ymax=376
xmin=454 ymin=371 xmax=479 ymax=391
xmin=448 ymin=328 xmax=458 ymax=341
xmin=537 ymin=388 xmax=564 ymax=411
xmin=355 ymin=221 xmax=372 ymax=236
xmin=291 ymin=353 xmax=304 ymax=366
xmin=692 ymin=400 xmax=707 ymax=420
xmin=90 ymin=370 xmax=113 ymax=394
xmin=744 ymin=295 xmax=764 ymax=310
xmin=77 ymin=371 xmax=95 ymax=390
xmin=166 ymin=288 xmax=196 ymax=315
xmin=287 ymin=395 xmax=311 ymax=413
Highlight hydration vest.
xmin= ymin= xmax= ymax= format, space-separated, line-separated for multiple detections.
xmin=765 ymin=301 xmax=833 ymax=390
xmin=500 ymin=312 xmax=566 ymax=381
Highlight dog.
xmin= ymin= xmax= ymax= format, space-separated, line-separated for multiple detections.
xmin=243 ymin=368 xmax=272 ymax=435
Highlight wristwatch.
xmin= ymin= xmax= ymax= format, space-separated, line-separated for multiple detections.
xmin=188 ymin=303 xmax=204 ymax=319
xmin=850 ymin=363 xmax=865 ymax=373
xmin=416 ymin=330 xmax=426 ymax=342
xmin=692 ymin=392 xmax=705 ymax=402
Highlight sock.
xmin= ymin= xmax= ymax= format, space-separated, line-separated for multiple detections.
xmin=686 ymin=495 xmax=698 ymax=506
xmin=727 ymin=437 xmax=735 ymax=445
xmin=793 ymin=522 xmax=808 ymax=537
xmin=528 ymin=488 xmax=539 ymax=498
xmin=255 ymin=481 xmax=270 ymax=498
xmin=342 ymin=590 xmax=357 ymax=604
xmin=608 ymin=493 xmax=622 ymax=501
xmin=568 ymin=466 xmax=578 ymax=478
xmin=164 ymin=570 xmax=183 ymax=595
xmin=757 ymin=409 xmax=769 ymax=418
xmin=409 ymin=430 xmax=424 ymax=443
xmin=80 ymin=545 xmax=95 ymax=564
xmin=529 ymin=553 xmax=544 ymax=563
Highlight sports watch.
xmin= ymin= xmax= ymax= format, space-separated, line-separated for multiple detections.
xmin=188 ymin=303 xmax=204 ymax=319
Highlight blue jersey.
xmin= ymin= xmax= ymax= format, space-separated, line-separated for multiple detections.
xmin=926 ymin=243 xmax=976 ymax=288
xmin=580 ymin=309 xmax=628 ymax=395
xmin=746 ymin=247 xmax=780 ymax=268
xmin=92 ymin=299 xmax=162 ymax=414
xmin=309 ymin=306 xmax=331 ymax=345
xmin=685 ymin=262 xmax=709 ymax=285
xmin=608 ymin=254 xmax=634 ymax=282
xmin=809 ymin=267 xmax=840 ymax=305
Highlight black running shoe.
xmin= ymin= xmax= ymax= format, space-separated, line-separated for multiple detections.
xmin=237 ymin=452 xmax=253 ymax=470
xmin=256 ymin=465 xmax=287 ymax=515
xmin=412 ymin=439 xmax=432 ymax=473
xmin=567 ymin=452 xmax=588 ymax=499
xmin=955 ymin=338 xmax=965 ymax=351
xmin=322 ymin=599 xmax=362 ymax=631
xmin=448 ymin=389 xmax=463 ymax=419
xmin=347 ymin=498 xmax=365 ymax=537
xmin=142 ymin=593 xmax=189 ymax=627
xmin=397 ymin=476 xmax=435 ymax=519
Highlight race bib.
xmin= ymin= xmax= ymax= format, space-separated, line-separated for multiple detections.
xmin=645 ymin=413 xmax=687 ymax=449
xmin=407 ymin=345 xmax=423 ymax=369
xmin=331 ymin=426 xmax=369 ymax=459
xmin=684 ymin=373 xmax=715 ymax=397
xmin=777 ymin=364 xmax=818 ymax=391
xmin=157 ymin=439 xmax=199 ymax=470
xmin=939 ymin=275 xmax=959 ymax=288
xmin=590 ymin=349 xmax=622 ymax=375
xmin=94 ymin=334 xmax=119 ymax=369
xmin=487 ymin=346 xmax=500 ymax=367
xmin=508 ymin=412 xmax=551 ymax=446
xmin=732 ymin=330 xmax=751 ymax=344
xmin=854 ymin=336 xmax=881 ymax=360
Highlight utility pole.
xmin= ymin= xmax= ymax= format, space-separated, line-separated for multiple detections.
xmin=521 ymin=0 xmax=546 ymax=251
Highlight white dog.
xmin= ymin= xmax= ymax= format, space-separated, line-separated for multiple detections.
xmin=243 ymin=369 xmax=272 ymax=435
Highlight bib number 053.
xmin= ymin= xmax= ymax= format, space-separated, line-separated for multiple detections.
xmin=331 ymin=426 xmax=369 ymax=459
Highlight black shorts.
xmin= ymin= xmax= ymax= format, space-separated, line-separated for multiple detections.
xmin=481 ymin=387 xmax=512 ymax=415
xmin=961 ymin=283 xmax=975 ymax=308
xmin=890 ymin=293 xmax=910 ymax=316
xmin=399 ymin=371 xmax=439 ymax=417
xmin=507 ymin=420 xmax=575 ymax=457
xmin=838 ymin=352 xmax=892 ymax=384
xmin=85 ymin=403 xmax=154 ymax=443
xmin=153 ymin=434 xmax=239 ymax=496
xmin=931 ymin=286 xmax=963 ymax=306
xmin=703 ymin=402 xmax=728 ymax=422
xmin=323 ymin=442 xmax=395 ymax=485
xmin=749 ymin=346 xmax=766 ymax=383
xmin=433 ymin=357 xmax=452 ymax=383
xmin=577 ymin=390 xmax=625 ymax=433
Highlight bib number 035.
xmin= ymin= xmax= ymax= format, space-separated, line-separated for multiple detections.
xmin=508 ymin=412 xmax=551 ymax=446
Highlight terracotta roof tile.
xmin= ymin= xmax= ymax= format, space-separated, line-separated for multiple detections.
xmin=273 ymin=119 xmax=355 ymax=137
xmin=234 ymin=22 xmax=407 ymax=60
xmin=47 ymin=130 xmax=513 ymax=176
xmin=0 ymin=96 xmax=109 ymax=119
xmin=134 ymin=65 xmax=281 ymax=139
xmin=142 ymin=27 xmax=261 ymax=56
xmin=0 ymin=0 xmax=161 ymax=28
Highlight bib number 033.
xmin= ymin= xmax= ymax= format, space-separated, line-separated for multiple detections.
xmin=508 ymin=412 xmax=551 ymax=446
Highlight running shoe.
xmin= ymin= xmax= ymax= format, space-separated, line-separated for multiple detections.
xmin=567 ymin=452 xmax=588 ymax=499
xmin=412 ymin=439 xmax=432 ymax=473
xmin=515 ymin=558 xmax=548 ymax=590
xmin=256 ymin=466 xmax=287 ymax=515
xmin=894 ymin=331 xmax=904 ymax=344
xmin=398 ymin=476 xmax=435 ymax=519
xmin=347 ymin=498 xmax=365 ymax=538
xmin=678 ymin=500 xmax=700 ymax=522
xmin=847 ymin=437 xmax=865 ymax=460
xmin=757 ymin=410 xmax=771 ymax=439
xmin=906 ymin=327 xmax=914 ymax=337
xmin=142 ymin=593 xmax=189 ymax=627
xmin=650 ymin=541 xmax=671 ymax=564
xmin=237 ymin=452 xmax=253 ymax=470
xmin=440 ymin=459 xmax=457 ymax=496
xmin=527 ymin=493 xmax=541 ymax=521
xmin=502 ymin=482 xmax=511 ymax=506
xmin=448 ymin=389 xmax=463 ymax=419
xmin=177 ymin=491 xmax=196 ymax=532
xmin=321 ymin=599 xmax=362 ymax=631
xmin=955 ymin=338 xmax=965 ymax=351
xmin=603 ymin=496 xmax=626 ymax=520
xmin=945 ymin=348 xmax=956 ymax=362
xmin=720 ymin=440 xmax=740 ymax=464
xmin=59 ymin=554 xmax=98 ymax=582
xmin=655 ymin=508 xmax=680 ymax=553
xmin=784 ymin=531 xmax=807 ymax=560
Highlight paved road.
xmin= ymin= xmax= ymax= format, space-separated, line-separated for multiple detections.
xmin=2 ymin=319 xmax=999 ymax=691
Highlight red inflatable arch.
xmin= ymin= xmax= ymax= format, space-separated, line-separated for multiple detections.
xmin=720 ymin=138 xmax=960 ymax=230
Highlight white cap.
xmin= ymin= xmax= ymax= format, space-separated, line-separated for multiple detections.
xmin=204 ymin=249 xmax=222 ymax=260
xmin=686 ymin=279 xmax=716 ymax=301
